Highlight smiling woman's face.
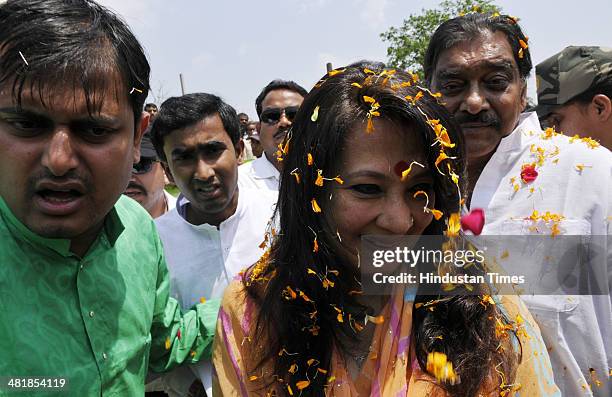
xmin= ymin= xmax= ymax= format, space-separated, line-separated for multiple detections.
xmin=326 ymin=118 xmax=435 ymax=268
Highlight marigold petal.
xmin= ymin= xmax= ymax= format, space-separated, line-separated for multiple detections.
xmin=366 ymin=117 xmax=374 ymax=133
xmin=315 ymin=170 xmax=324 ymax=186
xmin=363 ymin=95 xmax=376 ymax=104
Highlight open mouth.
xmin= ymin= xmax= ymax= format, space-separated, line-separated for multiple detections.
xmin=34 ymin=181 xmax=86 ymax=215
xmin=38 ymin=188 xmax=83 ymax=201
xmin=196 ymin=185 xmax=220 ymax=194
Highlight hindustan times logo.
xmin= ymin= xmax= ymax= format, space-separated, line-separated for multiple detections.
xmin=372 ymin=246 xmax=486 ymax=268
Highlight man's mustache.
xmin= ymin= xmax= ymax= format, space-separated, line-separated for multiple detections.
xmin=26 ymin=169 xmax=93 ymax=197
xmin=454 ymin=111 xmax=501 ymax=128
xmin=126 ymin=181 xmax=146 ymax=196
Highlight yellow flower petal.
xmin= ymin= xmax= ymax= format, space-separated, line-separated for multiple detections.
xmin=446 ymin=213 xmax=461 ymax=237
xmin=351 ymin=82 xmax=363 ymax=88
xmin=311 ymin=105 xmax=319 ymax=122
xmin=431 ymin=209 xmax=443 ymax=220
xmin=328 ymin=68 xmax=345 ymax=76
xmin=307 ymin=153 xmax=313 ymax=166
xmin=363 ymin=95 xmax=376 ymax=104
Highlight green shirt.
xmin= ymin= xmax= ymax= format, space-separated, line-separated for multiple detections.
xmin=0 ymin=195 xmax=220 ymax=396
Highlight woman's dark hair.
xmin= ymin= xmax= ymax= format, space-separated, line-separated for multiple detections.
xmin=245 ymin=65 xmax=518 ymax=396
xmin=0 ymin=0 xmax=150 ymax=129
xmin=424 ymin=12 xmax=532 ymax=85
xmin=150 ymin=93 xmax=241 ymax=162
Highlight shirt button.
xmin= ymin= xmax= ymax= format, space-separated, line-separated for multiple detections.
xmin=102 ymin=352 xmax=108 ymax=360
xmin=89 ymin=311 xmax=95 ymax=317
xmin=79 ymin=264 xmax=84 ymax=270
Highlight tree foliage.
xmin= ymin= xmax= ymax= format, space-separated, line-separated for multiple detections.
xmin=380 ymin=0 xmax=502 ymax=76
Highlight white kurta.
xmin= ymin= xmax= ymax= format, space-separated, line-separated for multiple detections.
xmin=471 ymin=112 xmax=611 ymax=397
xmin=154 ymin=188 xmax=276 ymax=396
xmin=237 ymin=154 xmax=280 ymax=191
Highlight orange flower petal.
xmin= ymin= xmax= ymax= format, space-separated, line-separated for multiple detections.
xmin=311 ymin=198 xmax=321 ymax=213
xmin=366 ymin=117 xmax=374 ymax=133
xmin=315 ymin=170 xmax=324 ymax=186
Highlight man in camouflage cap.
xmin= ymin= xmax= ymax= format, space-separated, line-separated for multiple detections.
xmin=535 ymin=46 xmax=612 ymax=150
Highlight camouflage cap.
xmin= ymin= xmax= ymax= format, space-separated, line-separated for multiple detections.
xmin=534 ymin=46 xmax=612 ymax=119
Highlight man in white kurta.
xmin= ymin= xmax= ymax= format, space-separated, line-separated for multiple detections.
xmin=155 ymin=189 xmax=275 ymax=396
xmin=425 ymin=13 xmax=610 ymax=396
xmin=471 ymin=111 xmax=611 ymax=396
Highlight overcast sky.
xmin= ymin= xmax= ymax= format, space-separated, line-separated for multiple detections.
xmin=99 ymin=0 xmax=612 ymax=119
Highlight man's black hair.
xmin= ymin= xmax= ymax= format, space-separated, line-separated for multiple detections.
xmin=255 ymin=79 xmax=308 ymax=117
xmin=144 ymin=103 xmax=158 ymax=110
xmin=150 ymin=93 xmax=240 ymax=162
xmin=424 ymin=13 xmax=532 ymax=84
xmin=0 ymin=0 xmax=150 ymax=129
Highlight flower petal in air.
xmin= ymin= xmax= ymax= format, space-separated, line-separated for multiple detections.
xmin=460 ymin=208 xmax=485 ymax=235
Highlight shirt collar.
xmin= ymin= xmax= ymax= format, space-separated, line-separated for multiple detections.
xmin=252 ymin=156 xmax=280 ymax=180
xmin=176 ymin=189 xmax=243 ymax=228
xmin=0 ymin=196 xmax=125 ymax=258
xmin=495 ymin=112 xmax=539 ymax=153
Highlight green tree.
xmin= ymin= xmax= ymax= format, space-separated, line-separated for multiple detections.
xmin=380 ymin=0 xmax=502 ymax=77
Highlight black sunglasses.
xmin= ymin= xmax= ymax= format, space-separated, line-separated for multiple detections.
xmin=260 ymin=106 xmax=299 ymax=125
xmin=132 ymin=158 xmax=157 ymax=174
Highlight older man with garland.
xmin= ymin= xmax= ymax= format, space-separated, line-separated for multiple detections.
xmin=425 ymin=12 xmax=611 ymax=397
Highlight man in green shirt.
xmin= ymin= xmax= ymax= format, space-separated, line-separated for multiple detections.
xmin=0 ymin=0 xmax=219 ymax=395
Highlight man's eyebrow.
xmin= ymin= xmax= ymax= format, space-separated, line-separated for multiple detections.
xmin=171 ymin=140 xmax=227 ymax=156
xmin=436 ymin=60 xmax=515 ymax=79
xmin=0 ymin=107 xmax=43 ymax=117
xmin=0 ymin=107 xmax=121 ymax=125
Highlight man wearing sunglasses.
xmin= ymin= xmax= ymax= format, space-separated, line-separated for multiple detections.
xmin=125 ymin=133 xmax=176 ymax=218
xmin=238 ymin=79 xmax=308 ymax=191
